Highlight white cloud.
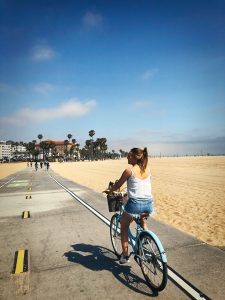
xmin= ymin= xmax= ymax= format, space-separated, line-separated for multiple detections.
xmin=34 ymin=83 xmax=55 ymax=95
xmin=132 ymin=100 xmax=151 ymax=109
xmin=108 ymin=133 xmax=225 ymax=156
xmin=0 ymin=98 xmax=96 ymax=126
xmin=139 ymin=68 xmax=158 ymax=81
xmin=31 ymin=44 xmax=56 ymax=61
xmin=82 ymin=11 xmax=103 ymax=28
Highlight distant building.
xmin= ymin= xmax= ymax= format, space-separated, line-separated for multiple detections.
xmin=11 ymin=144 xmax=26 ymax=156
xmin=0 ymin=141 xmax=12 ymax=160
xmin=35 ymin=139 xmax=73 ymax=159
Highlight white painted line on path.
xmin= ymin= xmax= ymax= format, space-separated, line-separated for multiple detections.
xmin=0 ymin=177 xmax=16 ymax=189
xmin=49 ymin=174 xmax=110 ymax=226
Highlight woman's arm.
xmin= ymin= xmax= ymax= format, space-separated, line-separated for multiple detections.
xmin=110 ymin=168 xmax=131 ymax=192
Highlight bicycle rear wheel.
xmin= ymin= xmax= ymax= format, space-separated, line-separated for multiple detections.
xmin=110 ymin=214 xmax=122 ymax=257
xmin=137 ymin=233 xmax=167 ymax=291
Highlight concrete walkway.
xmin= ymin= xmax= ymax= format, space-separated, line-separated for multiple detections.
xmin=0 ymin=166 xmax=224 ymax=299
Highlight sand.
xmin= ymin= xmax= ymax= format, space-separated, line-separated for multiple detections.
xmin=0 ymin=162 xmax=27 ymax=180
xmin=0 ymin=157 xmax=224 ymax=247
xmin=50 ymin=156 xmax=225 ymax=247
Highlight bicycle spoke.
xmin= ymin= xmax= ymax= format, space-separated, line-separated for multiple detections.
xmin=138 ymin=233 xmax=167 ymax=291
xmin=110 ymin=214 xmax=122 ymax=257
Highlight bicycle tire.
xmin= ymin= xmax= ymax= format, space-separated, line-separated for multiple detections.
xmin=110 ymin=214 xmax=122 ymax=257
xmin=137 ymin=232 xmax=167 ymax=291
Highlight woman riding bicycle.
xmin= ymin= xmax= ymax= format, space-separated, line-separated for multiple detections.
xmin=107 ymin=147 xmax=154 ymax=264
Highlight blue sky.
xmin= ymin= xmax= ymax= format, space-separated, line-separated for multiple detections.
xmin=0 ymin=0 xmax=224 ymax=155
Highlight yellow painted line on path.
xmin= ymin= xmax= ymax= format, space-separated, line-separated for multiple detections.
xmin=22 ymin=211 xmax=30 ymax=219
xmin=12 ymin=250 xmax=29 ymax=274
xmin=15 ymin=250 xmax=25 ymax=274
xmin=11 ymin=250 xmax=30 ymax=294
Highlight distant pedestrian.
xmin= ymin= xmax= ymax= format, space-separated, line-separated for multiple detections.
xmin=35 ymin=161 xmax=38 ymax=171
xmin=46 ymin=161 xmax=50 ymax=171
xmin=40 ymin=161 xmax=43 ymax=168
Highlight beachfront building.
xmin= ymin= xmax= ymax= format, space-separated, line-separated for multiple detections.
xmin=11 ymin=144 xmax=27 ymax=157
xmin=35 ymin=139 xmax=76 ymax=161
xmin=0 ymin=141 xmax=12 ymax=161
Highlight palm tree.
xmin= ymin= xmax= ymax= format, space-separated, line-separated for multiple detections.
xmin=102 ymin=144 xmax=108 ymax=159
xmin=119 ymin=149 xmax=127 ymax=158
xmin=37 ymin=134 xmax=43 ymax=143
xmin=64 ymin=139 xmax=69 ymax=160
xmin=89 ymin=130 xmax=95 ymax=160
xmin=44 ymin=142 xmax=51 ymax=160
xmin=76 ymin=143 xmax=80 ymax=160
xmin=79 ymin=148 xmax=87 ymax=161
xmin=100 ymin=138 xmax=107 ymax=159
xmin=38 ymin=134 xmax=43 ymax=159
xmin=39 ymin=141 xmax=45 ymax=159
xmin=67 ymin=134 xmax=72 ymax=159
xmin=26 ymin=140 xmax=37 ymax=160
xmin=71 ymin=139 xmax=77 ymax=160
xmin=94 ymin=138 xmax=101 ymax=160
xmin=33 ymin=149 xmax=40 ymax=161
xmin=89 ymin=130 xmax=95 ymax=139
xmin=85 ymin=139 xmax=92 ymax=160
xmin=48 ymin=141 xmax=56 ymax=161
xmin=67 ymin=134 xmax=72 ymax=143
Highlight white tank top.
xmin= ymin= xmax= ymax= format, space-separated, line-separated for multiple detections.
xmin=127 ymin=166 xmax=152 ymax=200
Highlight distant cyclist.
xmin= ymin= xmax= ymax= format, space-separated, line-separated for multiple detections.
xmin=106 ymin=147 xmax=154 ymax=264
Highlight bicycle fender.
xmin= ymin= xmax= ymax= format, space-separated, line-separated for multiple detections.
xmin=139 ymin=230 xmax=167 ymax=263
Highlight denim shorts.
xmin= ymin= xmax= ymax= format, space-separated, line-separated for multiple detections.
xmin=124 ymin=197 xmax=154 ymax=217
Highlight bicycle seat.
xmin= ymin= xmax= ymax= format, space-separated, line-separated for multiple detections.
xmin=140 ymin=212 xmax=149 ymax=218
xmin=133 ymin=212 xmax=149 ymax=224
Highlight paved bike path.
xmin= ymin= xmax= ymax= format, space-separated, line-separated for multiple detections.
xmin=0 ymin=167 xmax=224 ymax=299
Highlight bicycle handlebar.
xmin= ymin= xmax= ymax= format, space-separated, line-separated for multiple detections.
xmin=103 ymin=190 xmax=127 ymax=197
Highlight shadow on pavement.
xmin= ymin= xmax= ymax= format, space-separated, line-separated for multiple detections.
xmin=64 ymin=243 xmax=158 ymax=297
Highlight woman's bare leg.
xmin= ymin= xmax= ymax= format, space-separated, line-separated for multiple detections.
xmin=141 ymin=217 xmax=148 ymax=230
xmin=121 ymin=212 xmax=133 ymax=256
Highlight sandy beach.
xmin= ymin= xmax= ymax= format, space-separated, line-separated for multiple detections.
xmin=50 ymin=156 xmax=225 ymax=247
xmin=0 ymin=162 xmax=27 ymax=180
xmin=0 ymin=157 xmax=224 ymax=247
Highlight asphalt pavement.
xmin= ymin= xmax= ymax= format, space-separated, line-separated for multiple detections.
xmin=0 ymin=166 xmax=224 ymax=300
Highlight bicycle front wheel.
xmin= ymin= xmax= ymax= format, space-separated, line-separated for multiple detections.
xmin=137 ymin=233 xmax=167 ymax=292
xmin=110 ymin=214 xmax=122 ymax=257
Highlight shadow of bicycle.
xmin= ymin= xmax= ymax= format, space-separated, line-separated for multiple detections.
xmin=64 ymin=243 xmax=158 ymax=297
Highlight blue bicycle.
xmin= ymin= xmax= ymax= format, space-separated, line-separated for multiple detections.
xmin=109 ymin=192 xmax=168 ymax=292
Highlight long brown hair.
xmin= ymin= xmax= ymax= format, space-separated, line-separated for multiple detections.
xmin=130 ymin=147 xmax=148 ymax=173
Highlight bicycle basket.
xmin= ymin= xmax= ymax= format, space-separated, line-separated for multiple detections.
xmin=107 ymin=195 xmax=122 ymax=212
